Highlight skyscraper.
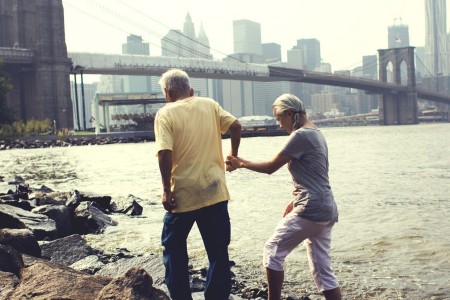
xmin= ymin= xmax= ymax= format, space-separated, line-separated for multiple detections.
xmin=388 ymin=23 xmax=410 ymax=48
xmin=262 ymin=43 xmax=281 ymax=63
xmin=233 ymin=19 xmax=262 ymax=55
xmin=122 ymin=34 xmax=150 ymax=93
xmin=424 ymin=0 xmax=449 ymax=75
xmin=296 ymin=39 xmax=321 ymax=71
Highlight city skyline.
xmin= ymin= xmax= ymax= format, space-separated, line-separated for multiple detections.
xmin=64 ymin=0 xmax=431 ymax=75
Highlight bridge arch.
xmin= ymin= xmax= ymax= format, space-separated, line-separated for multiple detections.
xmin=378 ymin=46 xmax=418 ymax=125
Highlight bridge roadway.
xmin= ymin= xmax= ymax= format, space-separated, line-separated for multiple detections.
xmin=2 ymin=48 xmax=450 ymax=105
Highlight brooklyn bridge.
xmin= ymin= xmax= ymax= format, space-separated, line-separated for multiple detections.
xmin=1 ymin=0 xmax=449 ymax=129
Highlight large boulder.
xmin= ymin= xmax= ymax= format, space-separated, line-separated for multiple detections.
xmin=73 ymin=201 xmax=117 ymax=234
xmin=111 ymin=194 xmax=143 ymax=216
xmin=0 ymin=245 xmax=24 ymax=277
xmin=0 ymin=228 xmax=41 ymax=257
xmin=40 ymin=234 xmax=98 ymax=266
xmin=0 ymin=204 xmax=58 ymax=240
xmin=96 ymin=267 xmax=169 ymax=300
xmin=32 ymin=204 xmax=74 ymax=238
xmin=8 ymin=262 xmax=111 ymax=300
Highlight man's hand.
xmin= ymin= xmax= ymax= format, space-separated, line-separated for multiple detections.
xmin=225 ymin=160 xmax=237 ymax=172
xmin=162 ymin=190 xmax=176 ymax=212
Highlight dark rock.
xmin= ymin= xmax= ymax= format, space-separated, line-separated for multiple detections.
xmin=96 ymin=267 xmax=170 ymax=300
xmin=111 ymin=194 xmax=143 ymax=216
xmin=0 ymin=199 xmax=32 ymax=211
xmin=0 ymin=245 xmax=24 ymax=277
xmin=40 ymin=234 xmax=99 ymax=266
xmin=73 ymin=201 xmax=117 ymax=234
xmin=32 ymin=204 xmax=74 ymax=238
xmin=0 ymin=271 xmax=19 ymax=300
xmin=97 ymin=254 xmax=166 ymax=287
xmin=0 ymin=228 xmax=41 ymax=257
xmin=0 ymin=204 xmax=58 ymax=240
xmin=66 ymin=189 xmax=82 ymax=209
xmin=8 ymin=261 xmax=112 ymax=300
xmin=80 ymin=192 xmax=112 ymax=212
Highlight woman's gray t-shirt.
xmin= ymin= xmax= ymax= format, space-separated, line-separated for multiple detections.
xmin=281 ymin=128 xmax=338 ymax=222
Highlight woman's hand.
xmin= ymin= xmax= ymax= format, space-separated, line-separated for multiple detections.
xmin=283 ymin=201 xmax=294 ymax=217
xmin=226 ymin=156 xmax=243 ymax=170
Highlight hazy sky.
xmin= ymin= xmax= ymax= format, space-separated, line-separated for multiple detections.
xmin=63 ymin=0 xmax=432 ymax=72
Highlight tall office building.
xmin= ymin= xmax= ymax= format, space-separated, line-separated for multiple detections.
xmin=362 ymin=55 xmax=378 ymax=79
xmin=296 ymin=39 xmax=321 ymax=71
xmin=262 ymin=43 xmax=281 ymax=63
xmin=161 ymin=13 xmax=212 ymax=59
xmin=233 ymin=19 xmax=262 ymax=55
xmin=388 ymin=23 xmax=410 ymax=48
xmin=424 ymin=0 xmax=449 ymax=75
xmin=122 ymin=34 xmax=150 ymax=93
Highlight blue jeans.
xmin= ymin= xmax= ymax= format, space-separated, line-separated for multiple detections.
xmin=161 ymin=201 xmax=231 ymax=300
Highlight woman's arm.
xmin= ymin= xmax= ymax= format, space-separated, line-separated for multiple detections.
xmin=227 ymin=151 xmax=292 ymax=175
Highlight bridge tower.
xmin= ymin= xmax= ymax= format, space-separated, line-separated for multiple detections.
xmin=0 ymin=0 xmax=73 ymax=129
xmin=378 ymin=46 xmax=418 ymax=125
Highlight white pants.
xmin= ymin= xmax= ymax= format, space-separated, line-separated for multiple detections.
xmin=263 ymin=213 xmax=339 ymax=292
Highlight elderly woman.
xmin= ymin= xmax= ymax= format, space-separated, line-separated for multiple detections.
xmin=227 ymin=93 xmax=341 ymax=300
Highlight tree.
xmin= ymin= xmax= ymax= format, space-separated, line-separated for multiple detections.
xmin=0 ymin=60 xmax=14 ymax=125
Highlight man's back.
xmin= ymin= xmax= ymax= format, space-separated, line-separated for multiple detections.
xmin=154 ymin=96 xmax=236 ymax=212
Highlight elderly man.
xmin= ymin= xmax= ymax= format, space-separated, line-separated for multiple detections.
xmin=154 ymin=68 xmax=241 ymax=300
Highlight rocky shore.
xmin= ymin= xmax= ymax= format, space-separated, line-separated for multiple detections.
xmin=0 ymin=176 xmax=286 ymax=300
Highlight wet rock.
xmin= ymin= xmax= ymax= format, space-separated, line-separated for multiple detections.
xmin=73 ymin=201 xmax=117 ymax=234
xmin=0 ymin=228 xmax=41 ymax=257
xmin=96 ymin=267 xmax=170 ymax=300
xmin=8 ymin=262 xmax=111 ymax=300
xmin=32 ymin=204 xmax=74 ymax=238
xmin=70 ymin=255 xmax=105 ymax=274
xmin=0 ymin=199 xmax=32 ymax=211
xmin=0 ymin=245 xmax=24 ymax=277
xmin=0 ymin=204 xmax=58 ymax=240
xmin=111 ymin=194 xmax=143 ymax=216
xmin=40 ymin=234 xmax=99 ymax=266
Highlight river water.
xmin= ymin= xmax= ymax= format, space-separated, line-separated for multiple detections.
xmin=1 ymin=123 xmax=449 ymax=299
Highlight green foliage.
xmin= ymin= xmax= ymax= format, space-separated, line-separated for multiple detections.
xmin=0 ymin=118 xmax=53 ymax=139
xmin=0 ymin=60 xmax=15 ymax=125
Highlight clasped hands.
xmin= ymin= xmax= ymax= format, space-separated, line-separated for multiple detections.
xmin=225 ymin=155 xmax=242 ymax=172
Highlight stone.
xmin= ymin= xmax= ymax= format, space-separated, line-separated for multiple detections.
xmin=0 ymin=204 xmax=58 ymax=240
xmin=0 ymin=245 xmax=24 ymax=277
xmin=40 ymin=234 xmax=98 ymax=266
xmin=0 ymin=228 xmax=41 ymax=257
xmin=8 ymin=262 xmax=111 ymax=300
xmin=96 ymin=267 xmax=170 ymax=300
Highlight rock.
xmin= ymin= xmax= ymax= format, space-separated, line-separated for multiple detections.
xmin=8 ymin=262 xmax=111 ymax=300
xmin=70 ymin=255 xmax=105 ymax=274
xmin=0 ymin=228 xmax=41 ymax=257
xmin=0 ymin=199 xmax=32 ymax=211
xmin=111 ymin=194 xmax=143 ymax=216
xmin=80 ymin=192 xmax=112 ymax=213
xmin=97 ymin=254 xmax=166 ymax=287
xmin=32 ymin=204 xmax=74 ymax=238
xmin=40 ymin=234 xmax=99 ymax=266
xmin=0 ymin=271 xmax=19 ymax=300
xmin=73 ymin=201 xmax=117 ymax=234
xmin=0 ymin=204 xmax=58 ymax=240
xmin=66 ymin=189 xmax=82 ymax=209
xmin=96 ymin=267 xmax=170 ymax=300
xmin=0 ymin=245 xmax=24 ymax=277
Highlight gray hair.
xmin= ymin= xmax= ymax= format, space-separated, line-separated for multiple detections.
xmin=272 ymin=93 xmax=306 ymax=130
xmin=158 ymin=69 xmax=191 ymax=95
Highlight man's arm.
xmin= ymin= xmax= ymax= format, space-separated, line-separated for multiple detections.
xmin=158 ymin=149 xmax=176 ymax=212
